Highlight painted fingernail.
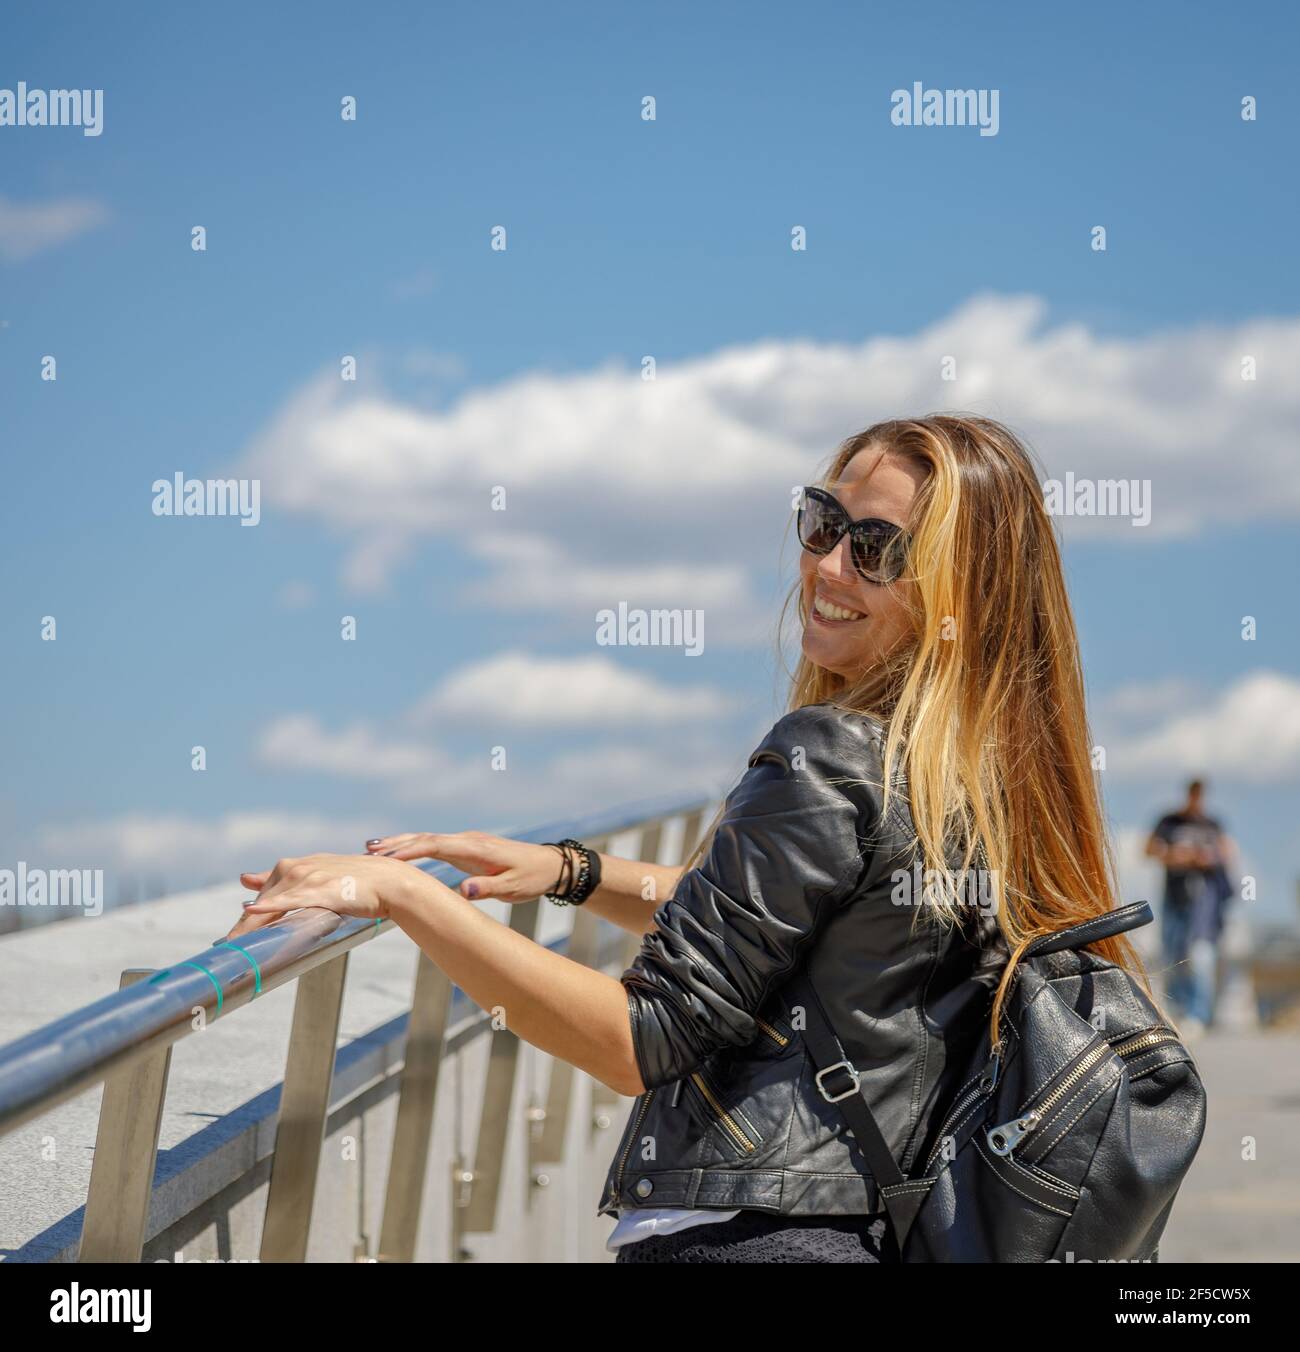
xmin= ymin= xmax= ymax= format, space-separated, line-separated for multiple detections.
xmin=241 ymin=897 xmax=259 ymax=908
xmin=465 ymin=883 xmax=479 ymax=899
xmin=366 ymin=839 xmax=382 ymax=846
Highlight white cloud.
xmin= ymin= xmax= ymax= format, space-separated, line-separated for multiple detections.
xmin=238 ymin=293 xmax=1300 ymax=616
xmin=1097 ymin=677 xmax=1202 ymax=721
xmin=0 ymin=195 xmax=109 ymax=262
xmin=386 ymin=738 xmax=738 ymax=822
xmin=248 ymin=656 xmax=742 ymax=821
xmin=257 ymin=714 xmax=449 ymax=780
xmin=465 ymin=533 xmax=755 ymax=611
xmin=32 ymin=810 xmax=377 ymax=881
xmin=1107 ymin=670 xmax=1300 ymax=783
xmin=414 ymin=651 xmax=731 ymax=727
xmin=29 ymin=726 xmax=742 ymax=886
xmin=27 ymin=737 xmax=737 ymax=894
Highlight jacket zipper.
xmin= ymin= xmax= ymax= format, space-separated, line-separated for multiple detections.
xmin=665 ymin=1019 xmax=787 ymax=1118
xmin=614 ymin=1089 xmax=656 ymax=1192
xmin=690 ymin=1072 xmax=759 ymax=1153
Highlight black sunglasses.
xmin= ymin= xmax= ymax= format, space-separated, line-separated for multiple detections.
xmin=796 ymin=486 xmax=911 ymax=584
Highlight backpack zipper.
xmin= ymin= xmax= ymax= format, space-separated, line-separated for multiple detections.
xmin=985 ymin=1025 xmax=1184 ymax=1158
xmin=756 ymin=1016 xmax=789 ymax=1048
xmin=923 ymin=1043 xmax=1003 ymax=1173
xmin=1111 ymin=1025 xmax=1180 ymax=1057
xmin=986 ymin=1039 xmax=1114 ymax=1156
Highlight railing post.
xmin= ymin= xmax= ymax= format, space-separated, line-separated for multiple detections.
xmin=260 ymin=953 xmax=349 ymax=1262
xmin=78 ymin=969 xmax=173 ymax=1262
xmin=529 ymin=912 xmax=593 ymax=1172
xmin=680 ymin=805 xmax=709 ymax=856
xmin=528 ymin=834 xmax=610 ymax=1177
xmin=638 ymin=821 xmax=665 ymax=879
xmin=455 ymin=898 xmax=538 ymax=1256
xmin=376 ymin=952 xmax=452 ymax=1262
xmin=621 ymin=819 xmax=664 ymax=969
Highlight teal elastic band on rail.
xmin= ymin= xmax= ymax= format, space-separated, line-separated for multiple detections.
xmin=213 ymin=941 xmax=262 ymax=995
xmin=177 ymin=961 xmax=224 ymax=1015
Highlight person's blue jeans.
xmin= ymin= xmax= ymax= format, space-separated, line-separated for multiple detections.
xmin=1161 ymin=879 xmax=1217 ymax=1026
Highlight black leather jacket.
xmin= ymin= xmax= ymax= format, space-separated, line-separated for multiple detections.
xmin=598 ymin=703 xmax=1007 ymax=1220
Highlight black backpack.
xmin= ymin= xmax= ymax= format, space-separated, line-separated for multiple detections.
xmin=792 ymin=900 xmax=1207 ymax=1262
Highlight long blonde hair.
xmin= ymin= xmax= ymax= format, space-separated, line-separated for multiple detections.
xmin=782 ymin=414 xmax=1148 ymax=1047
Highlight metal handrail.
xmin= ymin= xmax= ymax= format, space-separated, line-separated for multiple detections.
xmin=0 ymin=794 xmax=714 ymax=1262
xmin=0 ymin=794 xmax=705 ymax=1136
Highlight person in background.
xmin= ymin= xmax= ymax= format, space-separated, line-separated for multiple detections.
xmin=1145 ymin=779 xmax=1237 ymax=1033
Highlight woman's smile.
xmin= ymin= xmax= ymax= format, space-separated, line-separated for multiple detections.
xmin=811 ymin=593 xmax=869 ymax=624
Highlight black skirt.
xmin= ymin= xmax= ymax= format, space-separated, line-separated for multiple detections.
xmin=614 ymin=1209 xmax=895 ymax=1263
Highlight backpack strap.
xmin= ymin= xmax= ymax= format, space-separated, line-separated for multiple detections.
xmin=786 ymin=972 xmax=931 ymax=1251
xmin=1023 ymin=900 xmax=1153 ymax=959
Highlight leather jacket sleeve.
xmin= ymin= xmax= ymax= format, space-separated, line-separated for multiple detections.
xmin=623 ymin=704 xmax=884 ymax=1090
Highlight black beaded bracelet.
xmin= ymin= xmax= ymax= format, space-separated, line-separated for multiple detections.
xmin=546 ymin=842 xmax=572 ymax=897
xmin=567 ymin=839 xmax=601 ymax=904
xmin=543 ymin=838 xmax=601 ymax=906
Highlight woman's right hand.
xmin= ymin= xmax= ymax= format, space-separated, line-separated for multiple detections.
xmin=364 ymin=831 xmax=567 ymax=903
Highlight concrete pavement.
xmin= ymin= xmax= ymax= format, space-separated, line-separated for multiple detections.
xmin=1159 ymin=1029 xmax=1300 ymax=1262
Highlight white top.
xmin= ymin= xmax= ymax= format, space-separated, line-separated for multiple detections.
xmin=606 ymin=1206 xmax=742 ymax=1251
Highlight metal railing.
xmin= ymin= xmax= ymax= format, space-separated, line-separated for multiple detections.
xmin=0 ymin=797 xmax=714 ymax=1262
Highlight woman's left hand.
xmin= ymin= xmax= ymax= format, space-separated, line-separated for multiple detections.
xmin=222 ymin=853 xmax=418 ymax=939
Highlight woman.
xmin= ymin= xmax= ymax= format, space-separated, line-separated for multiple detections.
xmin=223 ymin=414 xmax=1146 ymax=1263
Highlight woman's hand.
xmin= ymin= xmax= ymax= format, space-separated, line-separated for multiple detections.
xmin=365 ymin=830 xmax=565 ymax=903
xmin=215 ymin=844 xmax=644 ymax=1096
xmin=222 ymin=853 xmax=420 ymax=940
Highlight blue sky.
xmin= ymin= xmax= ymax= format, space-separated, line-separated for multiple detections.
xmin=1 ymin=2 xmax=1297 ymax=922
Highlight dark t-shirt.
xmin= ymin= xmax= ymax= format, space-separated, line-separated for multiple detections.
xmin=1152 ymin=810 xmax=1228 ymax=937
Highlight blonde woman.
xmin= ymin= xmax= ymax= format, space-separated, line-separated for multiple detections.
xmin=224 ymin=414 xmax=1147 ymax=1263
